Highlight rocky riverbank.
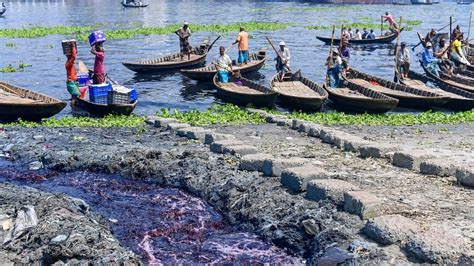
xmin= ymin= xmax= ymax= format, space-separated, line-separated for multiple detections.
xmin=0 ymin=118 xmax=472 ymax=264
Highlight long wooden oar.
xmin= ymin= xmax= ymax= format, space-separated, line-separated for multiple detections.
xmin=467 ymin=12 xmax=472 ymax=45
xmin=325 ymin=25 xmax=336 ymax=85
xmin=265 ymin=36 xmax=291 ymax=72
xmin=394 ymin=17 xmax=403 ymax=82
xmin=225 ymin=43 xmax=237 ymax=53
xmin=207 ymin=35 xmax=221 ymax=53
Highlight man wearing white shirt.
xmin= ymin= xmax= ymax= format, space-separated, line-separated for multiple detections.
xmin=214 ymin=46 xmax=233 ymax=82
xmin=276 ymin=41 xmax=290 ymax=80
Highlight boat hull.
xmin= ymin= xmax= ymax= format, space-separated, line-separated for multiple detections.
xmin=0 ymin=102 xmax=66 ymax=122
xmin=316 ymin=29 xmax=402 ymax=45
xmin=74 ymin=99 xmax=137 ymax=117
xmin=123 ymin=53 xmax=207 ymax=73
xmin=213 ymin=75 xmax=277 ymax=107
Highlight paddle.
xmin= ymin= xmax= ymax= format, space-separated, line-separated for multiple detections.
xmin=325 ymin=25 xmax=336 ymax=85
xmin=265 ymin=36 xmax=292 ymax=73
xmin=394 ymin=17 xmax=403 ymax=82
xmin=225 ymin=43 xmax=237 ymax=53
xmin=206 ymin=35 xmax=221 ymax=53
xmin=412 ymin=20 xmax=456 ymax=51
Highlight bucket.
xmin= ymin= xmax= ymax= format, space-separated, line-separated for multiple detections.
xmin=79 ymin=86 xmax=88 ymax=99
xmin=217 ymin=70 xmax=229 ymax=83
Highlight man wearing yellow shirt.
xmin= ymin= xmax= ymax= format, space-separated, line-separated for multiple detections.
xmin=233 ymin=27 xmax=249 ymax=65
xmin=451 ymin=34 xmax=471 ymax=66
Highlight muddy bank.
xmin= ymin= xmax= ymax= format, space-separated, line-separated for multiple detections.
xmin=0 ymin=126 xmax=370 ymax=264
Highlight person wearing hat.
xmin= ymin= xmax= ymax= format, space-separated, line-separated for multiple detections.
xmin=422 ymin=42 xmax=442 ymax=77
xmin=275 ymin=41 xmax=290 ymax=81
xmin=232 ymin=26 xmax=249 ymax=65
xmin=175 ymin=22 xmax=192 ymax=61
xmin=326 ymin=48 xmax=343 ymax=88
xmin=397 ymin=42 xmax=410 ymax=78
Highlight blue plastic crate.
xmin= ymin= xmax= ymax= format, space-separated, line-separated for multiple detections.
xmin=89 ymin=82 xmax=112 ymax=104
xmin=89 ymin=30 xmax=106 ymax=47
xmin=78 ymin=73 xmax=90 ymax=87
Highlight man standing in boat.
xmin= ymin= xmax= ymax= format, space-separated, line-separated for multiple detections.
xmin=233 ymin=26 xmax=249 ymax=65
xmin=326 ymin=48 xmax=343 ymax=88
xmin=175 ymin=22 xmax=192 ymax=61
xmin=397 ymin=42 xmax=410 ymax=78
xmin=91 ymin=42 xmax=106 ymax=84
xmin=214 ymin=46 xmax=233 ymax=82
xmin=65 ymin=40 xmax=80 ymax=105
xmin=383 ymin=12 xmax=398 ymax=32
xmin=275 ymin=41 xmax=290 ymax=81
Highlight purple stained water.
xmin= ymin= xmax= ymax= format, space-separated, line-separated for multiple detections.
xmin=0 ymin=168 xmax=300 ymax=264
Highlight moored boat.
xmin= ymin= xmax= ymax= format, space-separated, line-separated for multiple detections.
xmin=181 ymin=50 xmax=266 ymax=81
xmin=0 ymin=81 xmax=66 ymax=122
xmin=323 ymin=81 xmax=398 ymax=113
xmin=212 ymin=74 xmax=277 ymax=107
xmin=74 ymin=98 xmax=138 ymax=116
xmin=316 ymin=28 xmax=403 ymax=45
xmin=270 ymin=71 xmax=328 ymax=112
xmin=121 ymin=0 xmax=148 ymax=7
xmin=400 ymin=71 xmax=474 ymax=111
xmin=420 ymin=61 xmax=474 ymax=93
xmin=123 ymin=37 xmax=219 ymax=73
xmin=346 ymin=69 xmax=449 ymax=109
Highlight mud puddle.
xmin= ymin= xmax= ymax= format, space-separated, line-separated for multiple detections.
xmin=0 ymin=167 xmax=300 ymax=265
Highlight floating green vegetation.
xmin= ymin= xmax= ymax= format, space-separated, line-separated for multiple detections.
xmin=306 ymin=19 xmax=422 ymax=31
xmin=5 ymin=42 xmax=15 ymax=47
xmin=249 ymin=8 xmax=266 ymax=12
xmin=2 ymin=115 xmax=145 ymax=128
xmin=284 ymin=5 xmax=363 ymax=12
xmin=0 ymin=62 xmax=32 ymax=73
xmin=0 ymin=22 xmax=290 ymax=40
xmin=157 ymin=104 xmax=266 ymax=126
xmin=283 ymin=110 xmax=474 ymax=126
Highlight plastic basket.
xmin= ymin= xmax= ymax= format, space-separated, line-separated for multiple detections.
xmin=107 ymin=91 xmax=130 ymax=105
xmin=89 ymin=82 xmax=112 ymax=104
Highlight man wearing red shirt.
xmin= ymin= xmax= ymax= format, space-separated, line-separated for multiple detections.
xmin=65 ymin=41 xmax=80 ymax=104
xmin=383 ymin=12 xmax=398 ymax=32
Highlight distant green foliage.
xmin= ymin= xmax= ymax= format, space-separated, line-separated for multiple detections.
xmin=157 ymin=104 xmax=266 ymax=126
xmin=0 ymin=22 xmax=290 ymax=40
xmin=1 ymin=115 xmax=145 ymax=127
xmin=5 ymin=42 xmax=15 ymax=47
xmin=0 ymin=62 xmax=32 ymax=73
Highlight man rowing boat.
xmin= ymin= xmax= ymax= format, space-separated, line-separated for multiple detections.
xmin=233 ymin=26 xmax=249 ymax=65
xmin=275 ymin=41 xmax=290 ymax=81
xmin=175 ymin=22 xmax=192 ymax=61
xmin=383 ymin=12 xmax=398 ymax=32
xmin=397 ymin=42 xmax=410 ymax=78
xmin=326 ymin=49 xmax=343 ymax=88
xmin=422 ymin=42 xmax=442 ymax=77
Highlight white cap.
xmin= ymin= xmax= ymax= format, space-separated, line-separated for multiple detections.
xmin=332 ymin=48 xmax=339 ymax=54
xmin=279 ymin=41 xmax=285 ymax=46
xmin=426 ymin=42 xmax=432 ymax=47
xmin=184 ymin=21 xmax=189 ymax=25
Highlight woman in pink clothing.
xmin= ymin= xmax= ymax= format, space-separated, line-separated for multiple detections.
xmin=91 ymin=42 xmax=106 ymax=84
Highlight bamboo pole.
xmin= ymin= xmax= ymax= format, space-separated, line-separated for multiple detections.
xmin=381 ymin=16 xmax=384 ymax=36
xmin=449 ymin=16 xmax=452 ymax=41
xmin=394 ymin=17 xmax=403 ymax=80
xmin=467 ymin=12 xmax=472 ymax=45
xmin=325 ymin=25 xmax=336 ymax=85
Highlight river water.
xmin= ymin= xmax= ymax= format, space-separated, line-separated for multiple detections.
xmin=0 ymin=168 xmax=300 ymax=264
xmin=0 ymin=0 xmax=471 ymax=116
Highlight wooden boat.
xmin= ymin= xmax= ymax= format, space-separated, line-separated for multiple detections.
xmin=400 ymin=71 xmax=474 ymax=111
xmin=346 ymin=69 xmax=448 ymax=109
xmin=411 ymin=0 xmax=433 ymax=4
xmin=456 ymin=0 xmax=471 ymax=4
xmin=420 ymin=61 xmax=474 ymax=93
xmin=180 ymin=50 xmax=267 ymax=81
xmin=0 ymin=81 xmax=66 ymax=122
xmin=0 ymin=8 xmax=5 ymax=16
xmin=212 ymin=74 xmax=277 ymax=107
xmin=323 ymin=81 xmax=398 ymax=113
xmin=316 ymin=28 xmax=403 ymax=45
xmin=123 ymin=37 xmax=219 ymax=73
xmin=121 ymin=3 xmax=149 ymax=7
xmin=74 ymin=98 xmax=137 ymax=116
xmin=455 ymin=68 xmax=474 ymax=79
xmin=270 ymin=71 xmax=328 ymax=111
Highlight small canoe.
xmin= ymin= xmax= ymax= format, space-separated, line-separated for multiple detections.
xmin=270 ymin=71 xmax=328 ymax=112
xmin=0 ymin=82 xmax=66 ymax=122
xmin=400 ymin=71 xmax=474 ymax=111
xmin=74 ymin=98 xmax=137 ymax=117
xmin=121 ymin=3 xmax=149 ymax=7
xmin=212 ymin=74 xmax=277 ymax=107
xmin=316 ymin=28 xmax=403 ymax=45
xmin=323 ymin=81 xmax=398 ymax=113
xmin=123 ymin=37 xmax=219 ymax=73
xmin=181 ymin=50 xmax=267 ymax=81
xmin=420 ymin=61 xmax=474 ymax=93
xmin=346 ymin=69 xmax=449 ymax=109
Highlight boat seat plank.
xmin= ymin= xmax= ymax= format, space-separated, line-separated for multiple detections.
xmin=272 ymin=81 xmax=321 ymax=98
xmin=0 ymin=90 xmax=37 ymax=104
xmin=331 ymin=87 xmax=371 ymax=99
xmin=349 ymin=78 xmax=429 ymax=98
xmin=218 ymin=81 xmax=265 ymax=95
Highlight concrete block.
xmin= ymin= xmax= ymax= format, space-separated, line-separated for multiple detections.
xmin=391 ymin=150 xmax=437 ymax=171
xmin=265 ymin=115 xmax=287 ymax=123
xmin=306 ymin=179 xmax=360 ymax=205
xmin=204 ymin=133 xmax=236 ymax=145
xmin=403 ymin=227 xmax=470 ymax=264
xmin=291 ymin=119 xmax=305 ymax=130
xmin=222 ymin=145 xmax=258 ymax=156
xmin=307 ymin=125 xmax=322 ymax=137
xmin=239 ymin=154 xmax=274 ymax=171
xmin=210 ymin=140 xmax=244 ymax=154
xmin=280 ymin=166 xmax=328 ymax=192
xmin=145 ymin=115 xmax=160 ymax=125
xmin=343 ymin=138 xmax=373 ymax=153
xmin=276 ymin=119 xmax=292 ymax=127
xmin=363 ymin=215 xmax=419 ymax=245
xmin=262 ymin=158 xmax=310 ymax=177
xmin=154 ymin=118 xmax=178 ymax=128
xmin=319 ymin=129 xmax=338 ymax=144
xmin=456 ymin=167 xmax=474 ymax=188
xmin=166 ymin=123 xmax=191 ymax=131
xmin=298 ymin=123 xmax=315 ymax=133
xmin=343 ymin=191 xmax=383 ymax=220
xmin=420 ymin=159 xmax=456 ymax=177
xmin=186 ymin=128 xmax=211 ymax=140
xmin=331 ymin=132 xmax=356 ymax=149
xmin=358 ymin=143 xmax=398 ymax=159
xmin=176 ymin=127 xmax=193 ymax=137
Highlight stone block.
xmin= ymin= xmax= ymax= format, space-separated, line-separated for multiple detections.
xmin=239 ymin=154 xmax=274 ymax=171
xmin=204 ymin=133 xmax=236 ymax=145
xmin=343 ymin=138 xmax=373 ymax=153
xmin=307 ymin=125 xmax=322 ymax=138
xmin=276 ymin=119 xmax=292 ymax=127
xmin=343 ymin=191 xmax=383 ymax=220
xmin=222 ymin=145 xmax=258 ymax=156
xmin=145 ymin=115 xmax=160 ymax=125
xmin=186 ymin=128 xmax=211 ymax=140
xmin=319 ymin=129 xmax=337 ymax=144
xmin=154 ymin=117 xmax=178 ymax=128
xmin=403 ymin=227 xmax=470 ymax=264
xmin=358 ymin=143 xmax=398 ymax=159
xmin=363 ymin=215 xmax=419 ymax=245
xmin=265 ymin=115 xmax=287 ymax=123
xmin=331 ymin=132 xmax=356 ymax=149
xmin=298 ymin=123 xmax=315 ymax=133
xmin=280 ymin=166 xmax=328 ymax=192
xmin=306 ymin=179 xmax=360 ymax=205
xmin=166 ymin=123 xmax=191 ymax=131
xmin=420 ymin=159 xmax=456 ymax=177
xmin=456 ymin=167 xmax=474 ymax=188
xmin=391 ymin=151 xmax=437 ymax=171
xmin=262 ymin=158 xmax=310 ymax=177
xmin=291 ymin=119 xmax=305 ymax=130
xmin=209 ymin=140 xmax=243 ymax=154
xmin=176 ymin=127 xmax=193 ymax=137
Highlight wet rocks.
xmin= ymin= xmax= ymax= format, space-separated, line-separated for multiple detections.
xmin=28 ymin=161 xmax=43 ymax=170
xmin=343 ymin=191 xmax=383 ymax=220
xmin=280 ymin=166 xmax=328 ymax=192
xmin=363 ymin=215 xmax=419 ymax=245
xmin=154 ymin=117 xmax=178 ymax=128
xmin=306 ymin=179 xmax=360 ymax=205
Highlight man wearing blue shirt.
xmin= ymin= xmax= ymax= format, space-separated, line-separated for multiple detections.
xmin=421 ymin=42 xmax=441 ymax=77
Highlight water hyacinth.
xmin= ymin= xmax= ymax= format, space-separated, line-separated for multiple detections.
xmin=1 ymin=115 xmax=146 ymax=127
